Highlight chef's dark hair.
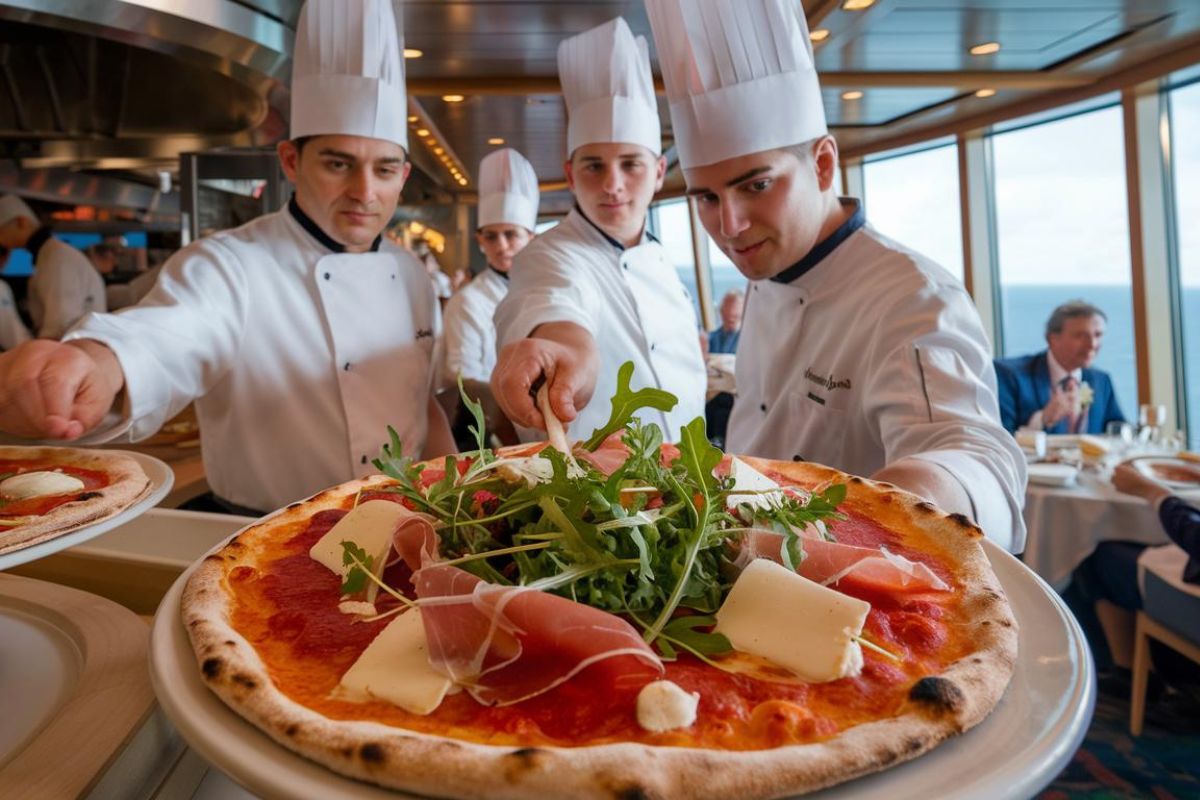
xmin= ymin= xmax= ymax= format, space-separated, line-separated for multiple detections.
xmin=1046 ymin=300 xmax=1106 ymax=337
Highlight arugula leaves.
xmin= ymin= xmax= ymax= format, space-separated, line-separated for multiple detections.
xmin=583 ymin=361 xmax=678 ymax=451
xmin=341 ymin=541 xmax=374 ymax=594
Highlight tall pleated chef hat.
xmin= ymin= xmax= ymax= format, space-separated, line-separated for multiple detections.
xmin=477 ymin=149 xmax=540 ymax=231
xmin=0 ymin=194 xmax=37 ymax=228
xmin=644 ymin=0 xmax=828 ymax=171
xmin=290 ymin=0 xmax=408 ymax=151
xmin=558 ymin=18 xmax=662 ymax=156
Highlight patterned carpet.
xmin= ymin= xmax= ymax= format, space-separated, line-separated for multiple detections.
xmin=1038 ymin=689 xmax=1200 ymax=799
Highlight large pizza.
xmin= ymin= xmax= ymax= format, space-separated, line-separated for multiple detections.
xmin=182 ymin=368 xmax=1017 ymax=799
xmin=0 ymin=446 xmax=151 ymax=555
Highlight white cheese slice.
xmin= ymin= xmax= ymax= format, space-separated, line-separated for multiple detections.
xmin=495 ymin=456 xmax=554 ymax=486
xmin=714 ymin=559 xmax=870 ymax=683
xmin=336 ymin=609 xmax=452 ymax=714
xmin=0 ymin=471 xmax=85 ymax=500
xmin=309 ymin=500 xmax=406 ymax=602
xmin=725 ymin=457 xmax=785 ymax=511
xmin=636 ymin=680 xmax=700 ymax=732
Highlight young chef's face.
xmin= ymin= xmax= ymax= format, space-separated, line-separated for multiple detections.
xmin=475 ymin=224 xmax=533 ymax=273
xmin=565 ymin=143 xmax=666 ymax=245
xmin=1047 ymin=314 xmax=1106 ymax=371
xmin=687 ymin=138 xmax=838 ymax=281
xmin=278 ymin=135 xmax=411 ymax=253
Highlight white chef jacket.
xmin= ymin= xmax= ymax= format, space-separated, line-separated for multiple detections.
xmin=0 ymin=279 xmax=30 ymax=350
xmin=494 ymin=207 xmax=705 ymax=442
xmin=64 ymin=200 xmax=439 ymax=512
xmin=440 ymin=267 xmax=507 ymax=387
xmin=728 ymin=200 xmax=1027 ymax=552
xmin=27 ymin=231 xmax=106 ymax=339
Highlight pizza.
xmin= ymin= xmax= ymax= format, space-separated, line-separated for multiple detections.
xmin=0 ymin=446 xmax=152 ymax=555
xmin=181 ymin=372 xmax=1017 ymax=799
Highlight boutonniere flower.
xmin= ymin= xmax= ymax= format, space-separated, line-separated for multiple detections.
xmin=1078 ymin=381 xmax=1094 ymax=409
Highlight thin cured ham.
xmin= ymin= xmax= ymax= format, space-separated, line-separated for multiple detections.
xmin=735 ymin=529 xmax=950 ymax=594
xmin=390 ymin=505 xmax=663 ymax=706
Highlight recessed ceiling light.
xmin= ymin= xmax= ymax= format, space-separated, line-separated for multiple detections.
xmin=433 ymin=147 xmax=444 ymax=155
xmin=415 ymin=128 xmax=430 ymax=137
xmin=969 ymin=41 xmax=1001 ymax=56
xmin=809 ymin=29 xmax=831 ymax=42
xmin=975 ymin=88 xmax=997 ymax=98
xmin=407 ymin=115 xmax=418 ymax=123
xmin=842 ymin=90 xmax=864 ymax=101
xmin=458 ymin=178 xmax=468 ymax=185
xmin=441 ymin=94 xmax=465 ymax=103
xmin=488 ymin=137 xmax=505 ymax=145
xmin=841 ymin=0 xmax=875 ymax=10
xmin=403 ymin=48 xmax=423 ymax=59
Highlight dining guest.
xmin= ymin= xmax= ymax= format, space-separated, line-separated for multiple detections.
xmin=490 ymin=17 xmax=706 ymax=442
xmin=0 ymin=0 xmax=453 ymax=515
xmin=993 ymin=300 xmax=1126 ymax=434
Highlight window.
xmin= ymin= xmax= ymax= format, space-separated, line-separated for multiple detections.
xmin=706 ymin=234 xmax=746 ymax=328
xmin=1169 ymin=79 xmax=1200 ymax=447
xmin=649 ymin=199 xmax=702 ymax=319
xmin=990 ymin=102 xmax=1138 ymax=419
xmin=862 ymin=140 xmax=964 ymax=280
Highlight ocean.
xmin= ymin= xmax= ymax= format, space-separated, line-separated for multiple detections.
xmin=676 ymin=270 xmax=1200 ymax=449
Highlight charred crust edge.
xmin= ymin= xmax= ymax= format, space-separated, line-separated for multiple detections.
xmin=201 ymin=657 xmax=222 ymax=679
xmin=909 ymin=676 xmax=966 ymax=714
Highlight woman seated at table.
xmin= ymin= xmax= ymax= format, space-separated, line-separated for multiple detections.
xmin=1063 ymin=461 xmax=1200 ymax=724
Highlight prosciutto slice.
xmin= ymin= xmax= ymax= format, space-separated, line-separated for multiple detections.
xmin=735 ymin=529 xmax=950 ymax=594
xmin=390 ymin=505 xmax=663 ymax=706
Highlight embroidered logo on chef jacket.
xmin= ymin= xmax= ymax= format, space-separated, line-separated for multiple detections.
xmin=416 ymin=328 xmax=434 ymax=340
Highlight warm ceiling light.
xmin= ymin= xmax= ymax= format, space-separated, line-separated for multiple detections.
xmin=415 ymin=128 xmax=430 ymax=137
xmin=458 ymin=178 xmax=468 ymax=185
xmin=441 ymin=94 xmax=465 ymax=103
xmin=407 ymin=115 xmax=418 ymax=123
xmin=969 ymin=41 xmax=1001 ymax=56
xmin=403 ymin=48 xmax=423 ymax=59
xmin=488 ymin=137 xmax=505 ymax=145
xmin=841 ymin=0 xmax=875 ymax=10
xmin=975 ymin=88 xmax=997 ymax=98
xmin=841 ymin=90 xmax=864 ymax=101
xmin=809 ymin=28 xmax=830 ymax=42
xmin=433 ymin=147 xmax=444 ymax=154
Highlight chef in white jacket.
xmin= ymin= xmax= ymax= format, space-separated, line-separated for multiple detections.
xmin=491 ymin=17 xmax=705 ymax=443
xmin=641 ymin=0 xmax=1026 ymax=551
xmin=0 ymin=194 xmax=105 ymax=339
xmin=0 ymin=0 xmax=453 ymax=514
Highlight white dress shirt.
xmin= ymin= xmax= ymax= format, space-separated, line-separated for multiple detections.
xmin=494 ymin=207 xmax=706 ymax=442
xmin=65 ymin=202 xmax=439 ymax=512
xmin=728 ymin=202 xmax=1027 ymax=552
xmin=1024 ymin=350 xmax=1082 ymax=431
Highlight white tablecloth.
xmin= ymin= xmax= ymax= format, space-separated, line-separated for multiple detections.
xmin=1022 ymin=471 xmax=1200 ymax=589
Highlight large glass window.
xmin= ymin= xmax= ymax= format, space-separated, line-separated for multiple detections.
xmin=862 ymin=140 xmax=964 ymax=280
xmin=650 ymin=199 xmax=702 ymax=319
xmin=991 ymin=102 xmax=1138 ymax=420
xmin=1169 ymin=80 xmax=1200 ymax=447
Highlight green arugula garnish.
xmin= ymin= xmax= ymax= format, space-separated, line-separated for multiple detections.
xmin=340 ymin=541 xmax=374 ymax=594
xmin=583 ymin=361 xmax=678 ymax=451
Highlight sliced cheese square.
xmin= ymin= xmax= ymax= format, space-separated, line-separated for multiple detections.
xmin=337 ymin=609 xmax=452 ymax=715
xmin=725 ymin=457 xmax=785 ymax=511
xmin=309 ymin=500 xmax=405 ymax=603
xmin=0 ymin=471 xmax=85 ymax=500
xmin=714 ymin=559 xmax=870 ymax=682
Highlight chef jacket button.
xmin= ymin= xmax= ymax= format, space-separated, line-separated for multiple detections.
xmin=792 ymin=455 xmax=803 ymax=462
xmin=324 ymin=272 xmax=331 ymax=280
xmin=799 ymin=298 xmax=805 ymax=305
xmin=391 ymin=274 xmax=396 ymax=280
xmin=760 ymin=403 xmax=768 ymax=412
xmin=361 ymin=455 xmax=368 ymax=465
xmin=650 ymin=343 xmax=656 ymax=351
xmin=344 ymin=362 xmax=351 ymax=371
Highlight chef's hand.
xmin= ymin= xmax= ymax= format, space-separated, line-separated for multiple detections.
xmin=1111 ymin=461 xmax=1172 ymax=506
xmin=491 ymin=322 xmax=600 ymax=431
xmin=0 ymin=339 xmax=125 ymax=440
xmin=1042 ymin=380 xmax=1077 ymax=427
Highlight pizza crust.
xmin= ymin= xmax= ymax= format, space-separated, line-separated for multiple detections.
xmin=183 ymin=459 xmax=1018 ymax=800
xmin=0 ymin=446 xmax=152 ymax=555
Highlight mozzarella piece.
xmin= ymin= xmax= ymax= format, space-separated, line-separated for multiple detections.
xmin=309 ymin=500 xmax=405 ymax=602
xmin=636 ymin=680 xmax=700 ymax=732
xmin=725 ymin=457 xmax=784 ymax=511
xmin=495 ymin=456 xmax=554 ymax=486
xmin=336 ymin=610 xmax=452 ymax=714
xmin=0 ymin=471 xmax=86 ymax=500
xmin=714 ymin=559 xmax=870 ymax=683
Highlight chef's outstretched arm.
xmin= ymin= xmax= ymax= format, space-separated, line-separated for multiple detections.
xmin=872 ymin=459 xmax=973 ymax=520
xmin=490 ymin=321 xmax=599 ymax=431
xmin=422 ymin=393 xmax=456 ymax=459
xmin=0 ymin=339 xmax=124 ymax=440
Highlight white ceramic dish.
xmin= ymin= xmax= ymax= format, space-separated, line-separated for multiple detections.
xmin=149 ymin=539 xmax=1094 ymax=800
xmin=1026 ymin=462 xmax=1080 ymax=488
xmin=1133 ymin=457 xmax=1200 ymax=489
xmin=0 ymin=451 xmax=173 ymax=571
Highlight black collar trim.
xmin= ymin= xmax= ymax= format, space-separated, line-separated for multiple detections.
xmin=27 ymin=227 xmax=53 ymax=261
xmin=575 ymin=204 xmax=627 ymax=252
xmin=487 ymin=264 xmax=509 ymax=281
xmin=288 ymin=195 xmax=382 ymax=253
xmin=771 ymin=199 xmax=865 ymax=285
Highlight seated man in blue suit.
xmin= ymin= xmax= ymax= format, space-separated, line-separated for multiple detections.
xmin=994 ymin=299 xmax=1126 ymax=434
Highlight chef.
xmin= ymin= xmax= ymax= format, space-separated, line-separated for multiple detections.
xmin=491 ymin=17 xmax=705 ymax=442
xmin=642 ymin=0 xmax=1025 ymax=551
xmin=0 ymin=194 xmax=105 ymax=339
xmin=0 ymin=0 xmax=453 ymax=515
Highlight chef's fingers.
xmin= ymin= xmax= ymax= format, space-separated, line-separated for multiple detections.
xmin=0 ymin=342 xmax=88 ymax=438
xmin=492 ymin=341 xmax=545 ymax=429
